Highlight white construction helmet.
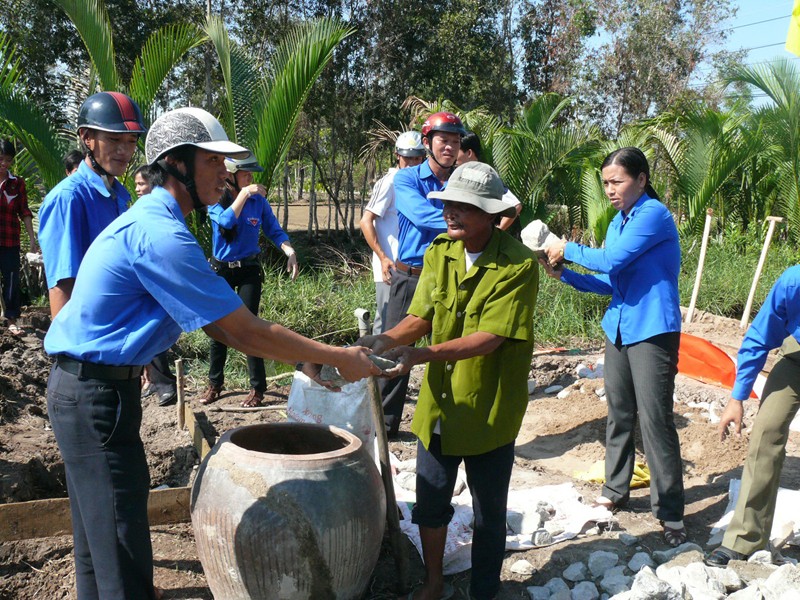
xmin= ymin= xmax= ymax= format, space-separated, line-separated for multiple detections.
xmin=225 ymin=154 xmax=264 ymax=173
xmin=145 ymin=107 xmax=249 ymax=165
xmin=395 ymin=131 xmax=426 ymax=157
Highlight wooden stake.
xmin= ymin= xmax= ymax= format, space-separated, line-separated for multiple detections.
xmin=685 ymin=208 xmax=714 ymax=324
xmin=356 ymin=307 xmax=408 ymax=593
xmin=741 ymin=216 xmax=783 ymax=328
xmin=367 ymin=375 xmax=409 ymax=594
xmin=175 ymin=358 xmax=185 ymax=431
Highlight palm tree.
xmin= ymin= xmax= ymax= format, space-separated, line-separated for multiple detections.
xmin=0 ymin=0 xmax=205 ymax=197
xmin=491 ymin=94 xmax=599 ymax=232
xmin=725 ymin=59 xmax=800 ymax=240
xmin=0 ymin=31 xmax=66 ymax=192
xmin=645 ymin=105 xmax=772 ymax=236
xmin=205 ymin=15 xmax=353 ymax=197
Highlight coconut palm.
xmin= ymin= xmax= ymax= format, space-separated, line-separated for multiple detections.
xmin=491 ymin=94 xmax=600 ymax=230
xmin=724 ymin=59 xmax=800 ymax=240
xmin=205 ymin=15 xmax=353 ymax=196
xmin=644 ymin=105 xmax=772 ymax=236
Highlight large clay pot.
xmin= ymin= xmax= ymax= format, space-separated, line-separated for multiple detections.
xmin=191 ymin=422 xmax=386 ymax=600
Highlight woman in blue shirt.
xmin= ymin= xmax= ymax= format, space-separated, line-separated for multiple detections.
xmin=544 ymin=147 xmax=686 ymax=546
xmin=200 ymin=156 xmax=299 ymax=407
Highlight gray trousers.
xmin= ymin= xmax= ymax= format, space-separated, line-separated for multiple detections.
xmin=373 ymin=280 xmax=391 ymax=335
xmin=603 ymin=332 xmax=684 ymax=521
xmin=380 ymin=268 xmax=419 ymax=435
xmin=723 ymin=336 xmax=800 ymax=555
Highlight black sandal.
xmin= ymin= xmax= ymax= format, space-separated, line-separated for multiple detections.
xmin=661 ymin=521 xmax=687 ymax=547
xmin=705 ymin=546 xmax=747 ymax=567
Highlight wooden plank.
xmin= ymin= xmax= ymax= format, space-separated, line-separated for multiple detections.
xmin=0 ymin=486 xmax=192 ymax=542
xmin=184 ymin=402 xmax=214 ymax=460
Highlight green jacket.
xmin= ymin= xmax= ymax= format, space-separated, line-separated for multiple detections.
xmin=409 ymin=229 xmax=538 ymax=455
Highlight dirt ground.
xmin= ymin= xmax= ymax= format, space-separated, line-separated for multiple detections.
xmin=1 ymin=305 xmax=799 ymax=599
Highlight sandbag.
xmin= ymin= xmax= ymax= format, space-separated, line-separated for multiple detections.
xmin=287 ymin=371 xmax=377 ymax=460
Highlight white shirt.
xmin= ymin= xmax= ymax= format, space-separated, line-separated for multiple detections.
xmin=364 ymin=168 xmax=399 ymax=283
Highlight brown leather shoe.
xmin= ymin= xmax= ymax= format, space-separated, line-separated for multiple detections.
xmin=242 ymin=389 xmax=263 ymax=407
xmin=198 ymin=384 xmax=222 ymax=405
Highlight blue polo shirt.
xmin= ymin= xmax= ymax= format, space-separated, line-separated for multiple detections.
xmin=207 ymin=194 xmax=289 ymax=262
xmin=732 ymin=266 xmax=800 ymax=401
xmin=44 ymin=187 xmax=243 ymax=365
xmin=38 ymin=160 xmax=130 ymax=288
xmin=560 ymin=194 xmax=681 ymax=345
xmin=394 ymin=160 xmax=447 ymax=266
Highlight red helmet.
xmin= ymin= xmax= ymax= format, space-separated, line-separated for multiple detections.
xmin=421 ymin=111 xmax=466 ymax=138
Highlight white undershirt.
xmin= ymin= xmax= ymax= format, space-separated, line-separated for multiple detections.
xmin=465 ymin=249 xmax=482 ymax=271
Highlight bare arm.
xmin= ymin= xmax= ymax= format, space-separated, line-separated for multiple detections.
xmin=22 ymin=216 xmax=38 ymax=253
xmin=203 ymin=305 xmax=380 ymax=382
xmin=497 ymin=204 xmax=522 ymax=231
xmin=384 ymin=331 xmax=506 ymax=376
xmin=360 ymin=209 xmax=394 ymax=283
xmin=356 ymin=314 xmax=433 ymax=355
xmin=229 ymin=184 xmax=266 ymax=218
xmin=49 ymin=279 xmax=75 ymax=318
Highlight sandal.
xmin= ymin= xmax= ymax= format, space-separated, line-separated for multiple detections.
xmin=705 ymin=546 xmax=747 ymax=567
xmin=241 ymin=389 xmax=263 ymax=408
xmin=8 ymin=323 xmax=22 ymax=336
xmin=661 ymin=521 xmax=687 ymax=547
xmin=198 ymin=385 xmax=222 ymax=405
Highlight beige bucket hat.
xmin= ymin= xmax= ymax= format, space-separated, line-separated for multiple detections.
xmin=428 ymin=162 xmax=517 ymax=218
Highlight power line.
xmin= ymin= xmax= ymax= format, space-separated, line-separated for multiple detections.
xmin=739 ymin=41 xmax=787 ymax=52
xmin=710 ymin=14 xmax=791 ymax=35
xmin=694 ymin=56 xmax=800 ymax=73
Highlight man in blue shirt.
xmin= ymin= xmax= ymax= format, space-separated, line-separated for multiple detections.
xmin=38 ymin=91 xmax=146 ymax=318
xmin=380 ymin=111 xmax=466 ymax=437
xmin=201 ymin=156 xmax=299 ymax=407
xmin=706 ymin=266 xmax=800 ymax=566
xmin=45 ymin=107 xmax=380 ymax=600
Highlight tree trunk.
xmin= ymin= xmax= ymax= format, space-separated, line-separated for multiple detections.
xmin=298 ymin=166 xmax=304 ymax=200
xmin=282 ymin=159 xmax=290 ymax=232
xmin=308 ymin=125 xmax=319 ymax=237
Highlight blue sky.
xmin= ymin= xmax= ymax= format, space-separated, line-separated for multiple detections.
xmin=710 ymin=0 xmax=795 ymax=104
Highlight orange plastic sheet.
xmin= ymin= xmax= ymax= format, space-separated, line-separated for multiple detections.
xmin=677 ymin=333 xmax=757 ymax=399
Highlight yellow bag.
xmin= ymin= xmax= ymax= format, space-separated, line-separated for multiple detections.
xmin=574 ymin=460 xmax=650 ymax=489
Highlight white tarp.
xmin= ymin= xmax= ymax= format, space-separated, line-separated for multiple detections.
xmin=708 ymin=478 xmax=800 ymax=548
xmin=395 ymin=480 xmax=614 ymax=575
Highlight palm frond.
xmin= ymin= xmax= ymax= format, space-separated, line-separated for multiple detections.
xmin=204 ymin=15 xmax=236 ymax=138
xmin=52 ymin=0 xmax=118 ymax=91
xmin=250 ymin=18 xmax=353 ymax=195
xmin=0 ymin=86 xmax=67 ymax=190
xmin=129 ymin=22 xmax=206 ymax=120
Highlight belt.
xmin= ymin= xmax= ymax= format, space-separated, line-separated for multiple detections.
xmin=211 ymin=255 xmax=260 ymax=269
xmin=56 ymin=355 xmax=143 ymax=380
xmin=395 ymin=260 xmax=423 ymax=277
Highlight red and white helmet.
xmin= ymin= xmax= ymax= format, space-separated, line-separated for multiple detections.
xmin=421 ymin=111 xmax=466 ymax=138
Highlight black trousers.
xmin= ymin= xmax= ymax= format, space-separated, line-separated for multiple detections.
xmin=379 ymin=268 xmax=420 ymax=434
xmin=208 ymin=264 xmax=266 ymax=392
xmin=0 ymin=246 xmax=21 ymax=319
xmin=47 ymin=364 xmax=155 ymax=600
xmin=413 ymin=436 xmax=515 ymax=600
xmin=603 ymin=331 xmax=684 ymax=521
